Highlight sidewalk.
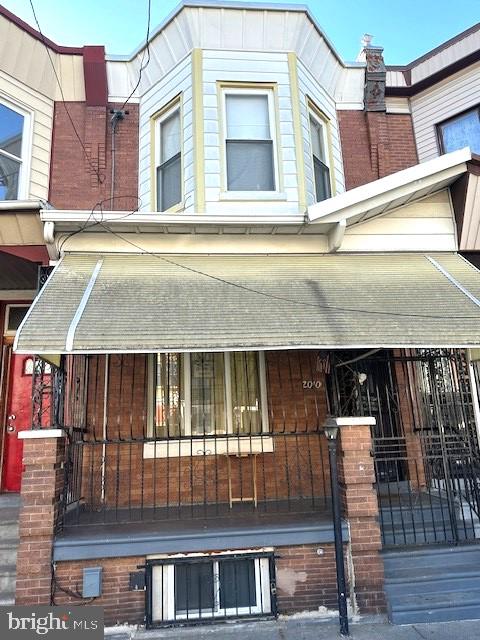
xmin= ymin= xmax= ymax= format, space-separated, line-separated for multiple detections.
xmin=105 ymin=615 xmax=480 ymax=640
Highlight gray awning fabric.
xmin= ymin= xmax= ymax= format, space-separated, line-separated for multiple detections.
xmin=14 ymin=252 xmax=480 ymax=353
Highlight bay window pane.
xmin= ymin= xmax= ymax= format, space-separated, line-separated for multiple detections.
xmin=191 ymin=352 xmax=226 ymax=435
xmin=440 ymin=110 xmax=480 ymax=154
xmin=226 ymin=94 xmax=270 ymax=139
xmin=313 ymin=157 xmax=331 ymax=203
xmin=310 ymin=117 xmax=326 ymax=162
xmin=226 ymin=140 xmax=275 ymax=191
xmin=231 ymin=352 xmax=262 ymax=434
xmin=0 ymin=103 xmax=23 ymax=158
xmin=0 ymin=154 xmax=20 ymax=200
xmin=157 ymin=153 xmax=181 ymax=211
xmin=155 ymin=353 xmax=183 ymax=437
xmin=160 ymin=110 xmax=181 ymax=163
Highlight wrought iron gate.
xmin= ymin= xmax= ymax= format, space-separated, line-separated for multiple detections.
xmin=330 ymin=349 xmax=480 ymax=547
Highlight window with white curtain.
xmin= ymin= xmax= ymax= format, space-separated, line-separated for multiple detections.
xmin=156 ymin=102 xmax=181 ymax=211
xmin=223 ymin=89 xmax=276 ymax=192
xmin=309 ymin=110 xmax=331 ymax=203
xmin=150 ymin=351 xmax=268 ymax=438
xmin=0 ymin=100 xmax=27 ymax=200
xmin=438 ymin=107 xmax=480 ymax=155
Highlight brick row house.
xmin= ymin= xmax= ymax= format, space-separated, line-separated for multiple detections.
xmin=2 ymin=0 xmax=480 ymax=627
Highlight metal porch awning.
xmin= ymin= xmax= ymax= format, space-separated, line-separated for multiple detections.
xmin=13 ymin=252 xmax=480 ymax=353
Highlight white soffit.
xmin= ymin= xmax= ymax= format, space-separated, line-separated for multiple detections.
xmin=308 ymin=148 xmax=472 ymax=226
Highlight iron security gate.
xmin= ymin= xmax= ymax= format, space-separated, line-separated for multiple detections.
xmin=330 ymin=349 xmax=480 ymax=547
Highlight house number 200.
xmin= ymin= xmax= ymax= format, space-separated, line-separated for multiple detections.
xmin=302 ymin=380 xmax=322 ymax=389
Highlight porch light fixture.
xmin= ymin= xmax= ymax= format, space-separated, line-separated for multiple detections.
xmin=324 ymin=415 xmax=349 ymax=637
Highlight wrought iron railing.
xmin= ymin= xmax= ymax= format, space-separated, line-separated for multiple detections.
xmin=330 ymin=348 xmax=480 ymax=546
xmin=58 ymin=351 xmax=332 ymax=530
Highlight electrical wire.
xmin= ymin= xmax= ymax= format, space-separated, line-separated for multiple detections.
xmin=28 ymin=0 xmax=105 ymax=184
xmin=86 ymin=219 xmax=480 ymax=321
xmin=120 ymin=0 xmax=152 ymax=110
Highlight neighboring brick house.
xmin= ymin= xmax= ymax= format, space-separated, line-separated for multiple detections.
xmin=2 ymin=1 xmax=480 ymax=629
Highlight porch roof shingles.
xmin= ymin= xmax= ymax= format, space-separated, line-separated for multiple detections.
xmin=14 ymin=251 xmax=480 ymax=352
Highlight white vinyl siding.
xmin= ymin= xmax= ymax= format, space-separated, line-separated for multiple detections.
xmin=411 ymin=61 xmax=480 ymax=162
xmin=138 ymin=54 xmax=194 ymax=212
xmin=340 ymin=190 xmax=456 ymax=252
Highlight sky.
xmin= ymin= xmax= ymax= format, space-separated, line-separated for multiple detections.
xmin=2 ymin=0 xmax=480 ymax=64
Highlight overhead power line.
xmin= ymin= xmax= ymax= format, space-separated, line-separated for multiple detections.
xmin=120 ymin=0 xmax=152 ymax=110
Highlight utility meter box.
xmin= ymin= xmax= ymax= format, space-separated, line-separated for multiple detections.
xmin=82 ymin=566 xmax=102 ymax=598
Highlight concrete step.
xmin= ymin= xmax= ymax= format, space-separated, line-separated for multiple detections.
xmin=389 ymin=590 xmax=480 ymax=624
xmin=386 ymin=572 xmax=480 ymax=597
xmin=380 ymin=503 xmax=454 ymax=526
xmin=0 ymin=565 xmax=16 ymax=593
xmin=0 ymin=522 xmax=19 ymax=540
xmin=0 ymin=546 xmax=17 ymax=566
xmin=383 ymin=544 xmax=480 ymax=570
xmin=0 ymin=591 xmax=15 ymax=605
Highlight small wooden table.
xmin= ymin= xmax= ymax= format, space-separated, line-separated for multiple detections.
xmin=225 ymin=453 xmax=259 ymax=508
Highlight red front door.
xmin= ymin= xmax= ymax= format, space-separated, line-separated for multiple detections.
xmin=2 ymin=352 xmax=32 ymax=492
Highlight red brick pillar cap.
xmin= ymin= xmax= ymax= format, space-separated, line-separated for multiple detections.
xmin=18 ymin=429 xmax=65 ymax=439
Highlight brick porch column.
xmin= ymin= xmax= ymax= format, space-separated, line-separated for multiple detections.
xmin=336 ymin=417 xmax=386 ymax=614
xmin=15 ymin=429 xmax=66 ymax=605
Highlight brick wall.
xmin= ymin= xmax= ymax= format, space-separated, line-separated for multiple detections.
xmin=49 ymin=102 xmax=139 ymax=211
xmin=53 ymin=557 xmax=145 ymax=626
xmin=338 ymin=423 xmax=386 ymax=614
xmin=72 ymin=351 xmax=330 ymax=510
xmin=16 ymin=436 xmax=65 ymax=605
xmin=52 ymin=543 xmax=342 ymax=625
xmin=337 ymin=110 xmax=418 ymax=190
xmin=276 ymin=543 xmax=347 ymax=613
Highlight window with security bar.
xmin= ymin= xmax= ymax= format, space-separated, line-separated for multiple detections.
xmin=150 ymin=351 xmax=269 ymax=439
xmin=148 ymin=553 xmax=274 ymax=625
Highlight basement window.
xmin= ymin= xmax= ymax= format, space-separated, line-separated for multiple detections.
xmin=148 ymin=552 xmax=274 ymax=626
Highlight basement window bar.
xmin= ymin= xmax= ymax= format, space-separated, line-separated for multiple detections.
xmin=148 ymin=553 xmax=273 ymax=625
